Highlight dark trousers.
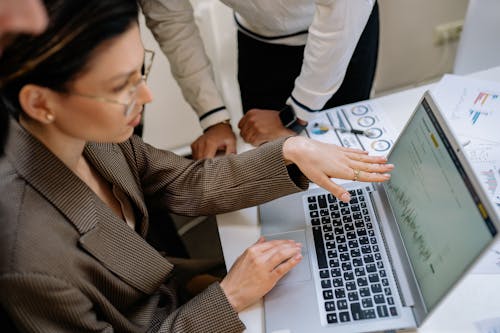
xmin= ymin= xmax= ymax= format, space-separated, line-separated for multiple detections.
xmin=238 ymin=2 xmax=379 ymax=113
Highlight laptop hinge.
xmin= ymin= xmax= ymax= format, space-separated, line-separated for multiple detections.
xmin=369 ymin=189 xmax=416 ymax=308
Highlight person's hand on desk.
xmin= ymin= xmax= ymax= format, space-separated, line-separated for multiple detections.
xmin=283 ymin=136 xmax=394 ymax=203
xmin=238 ymin=108 xmax=294 ymax=146
xmin=191 ymin=121 xmax=237 ymax=159
xmin=220 ymin=237 xmax=302 ymax=312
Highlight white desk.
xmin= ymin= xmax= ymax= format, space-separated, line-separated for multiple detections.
xmin=216 ymin=67 xmax=500 ymax=333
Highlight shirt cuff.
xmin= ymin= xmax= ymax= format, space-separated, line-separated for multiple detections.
xmin=286 ymin=96 xmax=321 ymax=122
xmin=199 ymin=107 xmax=232 ymax=130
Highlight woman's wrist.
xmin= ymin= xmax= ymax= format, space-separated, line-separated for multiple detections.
xmin=220 ymin=279 xmax=243 ymax=313
xmin=282 ymin=136 xmax=308 ymax=166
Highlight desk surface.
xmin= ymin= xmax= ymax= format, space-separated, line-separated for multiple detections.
xmin=216 ymin=67 xmax=500 ymax=333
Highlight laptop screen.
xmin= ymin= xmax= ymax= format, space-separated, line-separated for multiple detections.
xmin=384 ymin=96 xmax=497 ymax=311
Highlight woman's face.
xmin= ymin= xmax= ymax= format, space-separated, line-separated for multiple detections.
xmin=49 ymin=23 xmax=153 ymax=143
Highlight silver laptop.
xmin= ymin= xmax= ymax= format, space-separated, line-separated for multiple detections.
xmin=259 ymin=91 xmax=499 ymax=333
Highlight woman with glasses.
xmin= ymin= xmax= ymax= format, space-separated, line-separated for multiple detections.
xmin=0 ymin=0 xmax=392 ymax=332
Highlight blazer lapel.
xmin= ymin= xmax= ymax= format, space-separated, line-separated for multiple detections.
xmin=84 ymin=142 xmax=150 ymax=237
xmin=6 ymin=121 xmax=173 ymax=294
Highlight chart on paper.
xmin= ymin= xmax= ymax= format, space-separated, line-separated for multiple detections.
xmin=305 ymin=101 xmax=397 ymax=157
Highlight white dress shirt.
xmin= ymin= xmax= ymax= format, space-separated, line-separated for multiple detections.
xmin=140 ymin=0 xmax=375 ymax=124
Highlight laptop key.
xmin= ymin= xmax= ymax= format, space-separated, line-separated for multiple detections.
xmin=330 ymin=259 xmax=340 ymax=268
xmin=348 ymin=291 xmax=359 ymax=302
xmin=350 ymin=303 xmax=364 ymax=321
xmin=362 ymin=298 xmax=373 ymax=308
xmin=319 ymin=269 xmax=330 ymax=279
xmin=312 ymin=226 xmax=327 ymax=269
xmin=321 ymin=279 xmax=332 ymax=289
xmin=309 ymin=203 xmax=318 ymax=211
xmin=318 ymin=194 xmax=327 ymax=208
xmin=337 ymin=299 xmax=348 ymax=310
xmin=327 ymin=193 xmax=336 ymax=203
xmin=332 ymin=278 xmax=343 ymax=288
xmin=352 ymin=258 xmax=363 ymax=267
xmin=307 ymin=196 xmax=317 ymax=203
xmin=346 ymin=281 xmax=357 ymax=291
xmin=331 ymin=268 xmax=341 ymax=277
xmin=371 ymin=283 xmax=382 ymax=293
xmin=325 ymin=301 xmax=336 ymax=312
xmin=357 ymin=277 xmax=368 ymax=287
xmin=327 ymin=313 xmax=338 ymax=324
xmin=339 ymin=311 xmax=351 ymax=323
xmin=374 ymin=294 xmax=385 ymax=304
xmin=359 ymin=287 xmax=371 ymax=297
xmin=327 ymin=250 xmax=337 ymax=258
xmin=323 ymin=290 xmax=334 ymax=300
xmin=334 ymin=288 xmax=346 ymax=299
xmin=363 ymin=309 xmax=376 ymax=319
xmin=311 ymin=218 xmax=320 ymax=226
xmin=377 ymin=305 xmax=389 ymax=318
xmin=387 ymin=297 xmax=394 ymax=305
xmin=389 ymin=307 xmax=398 ymax=316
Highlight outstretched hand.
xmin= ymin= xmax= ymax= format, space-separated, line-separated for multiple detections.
xmin=283 ymin=136 xmax=394 ymax=202
xmin=220 ymin=237 xmax=302 ymax=312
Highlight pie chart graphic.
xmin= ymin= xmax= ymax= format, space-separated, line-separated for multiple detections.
xmin=370 ymin=139 xmax=391 ymax=152
xmin=351 ymin=105 xmax=369 ymax=116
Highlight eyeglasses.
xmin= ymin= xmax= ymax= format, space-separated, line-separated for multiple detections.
xmin=66 ymin=49 xmax=155 ymax=116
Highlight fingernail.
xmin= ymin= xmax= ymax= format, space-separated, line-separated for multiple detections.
xmin=340 ymin=192 xmax=351 ymax=203
xmin=387 ymin=164 xmax=395 ymax=169
xmin=384 ymin=173 xmax=391 ymax=179
xmin=295 ymin=253 xmax=303 ymax=261
xmin=295 ymin=242 xmax=302 ymax=247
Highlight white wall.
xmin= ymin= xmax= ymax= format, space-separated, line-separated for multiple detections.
xmin=140 ymin=0 xmax=470 ymax=152
xmin=373 ymin=0 xmax=469 ymax=95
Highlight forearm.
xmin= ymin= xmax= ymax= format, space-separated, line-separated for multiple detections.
xmin=290 ymin=0 xmax=375 ymax=120
xmin=139 ymin=0 xmax=229 ymax=129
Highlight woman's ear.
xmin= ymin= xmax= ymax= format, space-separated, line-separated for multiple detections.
xmin=18 ymin=84 xmax=56 ymax=124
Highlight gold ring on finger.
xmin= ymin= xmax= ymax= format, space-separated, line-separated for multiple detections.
xmin=353 ymin=169 xmax=361 ymax=181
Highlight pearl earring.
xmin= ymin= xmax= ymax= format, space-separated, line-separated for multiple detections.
xmin=45 ymin=113 xmax=54 ymax=122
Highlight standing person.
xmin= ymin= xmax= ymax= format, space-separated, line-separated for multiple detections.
xmin=140 ymin=0 xmax=237 ymax=160
xmin=0 ymin=0 xmax=393 ymax=331
xmin=0 ymin=0 xmax=48 ymax=156
xmin=140 ymin=0 xmax=379 ymax=149
xmin=236 ymin=0 xmax=380 ymax=145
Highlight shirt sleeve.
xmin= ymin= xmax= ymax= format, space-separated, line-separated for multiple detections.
xmin=139 ymin=0 xmax=231 ymax=130
xmin=290 ymin=0 xmax=376 ymax=121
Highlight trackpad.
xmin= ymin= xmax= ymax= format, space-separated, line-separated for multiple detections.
xmin=264 ymin=230 xmax=312 ymax=285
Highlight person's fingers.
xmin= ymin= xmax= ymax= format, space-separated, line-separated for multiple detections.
xmin=224 ymin=138 xmax=237 ymax=155
xmin=348 ymin=160 xmax=394 ymax=174
xmin=346 ymin=152 xmax=388 ymax=164
xmin=251 ymin=239 xmax=298 ymax=254
xmin=337 ymin=146 xmax=369 ymax=154
xmin=354 ymin=170 xmax=392 ymax=182
xmin=272 ymin=253 xmax=303 ymax=279
xmin=313 ymin=175 xmax=351 ymax=203
xmin=261 ymin=243 xmax=302 ymax=269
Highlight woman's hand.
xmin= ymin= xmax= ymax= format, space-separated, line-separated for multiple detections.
xmin=220 ymin=237 xmax=302 ymax=312
xmin=283 ymin=136 xmax=394 ymax=202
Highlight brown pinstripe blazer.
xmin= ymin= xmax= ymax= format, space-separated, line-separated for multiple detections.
xmin=0 ymin=120 xmax=308 ymax=333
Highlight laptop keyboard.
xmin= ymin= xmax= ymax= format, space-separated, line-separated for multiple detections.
xmin=307 ymin=189 xmax=399 ymax=325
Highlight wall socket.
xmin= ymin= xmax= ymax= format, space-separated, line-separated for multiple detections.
xmin=434 ymin=20 xmax=464 ymax=45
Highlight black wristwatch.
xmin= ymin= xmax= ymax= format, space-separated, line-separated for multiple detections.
xmin=279 ymin=104 xmax=307 ymax=134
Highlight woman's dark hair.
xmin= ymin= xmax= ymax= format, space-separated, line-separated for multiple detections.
xmin=0 ymin=0 xmax=139 ymax=123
